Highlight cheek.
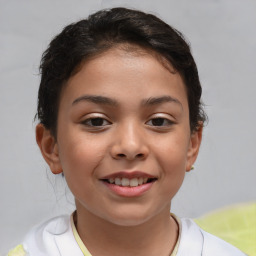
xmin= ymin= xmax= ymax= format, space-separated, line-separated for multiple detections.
xmin=57 ymin=133 xmax=108 ymax=184
xmin=159 ymin=144 xmax=187 ymax=186
xmin=154 ymin=133 xmax=190 ymax=171
xmin=158 ymin=148 xmax=186 ymax=200
xmin=153 ymin=133 xmax=189 ymax=194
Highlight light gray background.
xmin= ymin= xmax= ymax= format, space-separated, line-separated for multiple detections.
xmin=0 ymin=0 xmax=255 ymax=254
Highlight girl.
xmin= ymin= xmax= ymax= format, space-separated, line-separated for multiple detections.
xmin=8 ymin=7 xmax=246 ymax=256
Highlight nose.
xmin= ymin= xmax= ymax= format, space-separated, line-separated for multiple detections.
xmin=110 ymin=122 xmax=149 ymax=161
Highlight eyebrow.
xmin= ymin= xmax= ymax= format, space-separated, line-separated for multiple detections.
xmin=72 ymin=94 xmax=182 ymax=109
xmin=142 ymin=96 xmax=183 ymax=109
xmin=72 ymin=95 xmax=118 ymax=106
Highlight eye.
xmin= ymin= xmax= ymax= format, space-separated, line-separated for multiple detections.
xmin=82 ymin=117 xmax=111 ymax=127
xmin=146 ymin=117 xmax=173 ymax=127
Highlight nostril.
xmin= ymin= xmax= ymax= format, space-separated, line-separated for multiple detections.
xmin=117 ymin=153 xmax=126 ymax=158
xmin=116 ymin=153 xmax=144 ymax=159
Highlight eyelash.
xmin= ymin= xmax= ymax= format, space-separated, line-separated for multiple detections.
xmin=81 ymin=117 xmax=174 ymax=128
xmin=146 ymin=117 xmax=174 ymax=127
xmin=81 ymin=117 xmax=111 ymax=127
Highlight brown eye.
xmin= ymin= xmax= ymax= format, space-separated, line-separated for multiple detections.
xmin=147 ymin=118 xmax=173 ymax=127
xmin=82 ymin=118 xmax=111 ymax=127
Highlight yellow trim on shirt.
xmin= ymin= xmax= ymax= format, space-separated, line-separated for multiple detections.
xmin=71 ymin=212 xmax=181 ymax=256
xmin=71 ymin=214 xmax=92 ymax=256
xmin=170 ymin=213 xmax=181 ymax=256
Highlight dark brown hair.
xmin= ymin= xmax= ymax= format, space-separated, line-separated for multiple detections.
xmin=37 ymin=7 xmax=206 ymax=137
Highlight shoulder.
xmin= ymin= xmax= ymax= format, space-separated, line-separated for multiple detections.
xmin=177 ymin=218 xmax=247 ymax=256
xmin=200 ymin=228 xmax=247 ymax=255
xmin=24 ymin=214 xmax=70 ymax=244
xmin=25 ymin=215 xmax=71 ymax=256
xmin=8 ymin=215 xmax=78 ymax=256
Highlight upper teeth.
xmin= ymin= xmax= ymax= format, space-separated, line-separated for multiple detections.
xmin=108 ymin=177 xmax=149 ymax=187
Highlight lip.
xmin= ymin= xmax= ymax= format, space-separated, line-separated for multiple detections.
xmin=102 ymin=181 xmax=155 ymax=197
xmin=100 ymin=170 xmax=157 ymax=197
xmin=100 ymin=171 xmax=156 ymax=179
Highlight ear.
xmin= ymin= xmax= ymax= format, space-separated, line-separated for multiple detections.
xmin=36 ymin=124 xmax=63 ymax=174
xmin=186 ymin=124 xmax=203 ymax=172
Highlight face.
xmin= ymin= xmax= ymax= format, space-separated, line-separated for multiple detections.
xmin=37 ymin=47 xmax=202 ymax=226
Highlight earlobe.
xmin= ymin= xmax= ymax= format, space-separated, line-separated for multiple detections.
xmin=36 ymin=124 xmax=63 ymax=174
xmin=186 ymin=124 xmax=203 ymax=172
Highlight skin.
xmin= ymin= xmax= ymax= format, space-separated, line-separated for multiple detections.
xmin=36 ymin=47 xmax=202 ymax=256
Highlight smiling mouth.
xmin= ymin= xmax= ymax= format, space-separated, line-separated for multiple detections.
xmin=101 ymin=177 xmax=157 ymax=187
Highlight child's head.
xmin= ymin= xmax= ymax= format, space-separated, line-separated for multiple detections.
xmin=36 ymin=7 xmax=206 ymax=226
xmin=37 ymin=7 xmax=206 ymax=138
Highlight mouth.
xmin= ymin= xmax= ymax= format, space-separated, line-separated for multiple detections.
xmin=101 ymin=177 xmax=157 ymax=187
xmin=100 ymin=171 xmax=157 ymax=197
xmin=100 ymin=171 xmax=158 ymax=188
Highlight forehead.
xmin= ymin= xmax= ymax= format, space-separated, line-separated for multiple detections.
xmin=60 ymin=46 xmax=188 ymax=109
xmin=90 ymin=44 xmax=176 ymax=73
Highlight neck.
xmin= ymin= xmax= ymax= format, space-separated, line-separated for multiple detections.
xmin=75 ymin=202 xmax=179 ymax=256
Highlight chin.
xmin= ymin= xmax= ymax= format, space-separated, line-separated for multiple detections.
xmin=101 ymin=208 xmax=158 ymax=227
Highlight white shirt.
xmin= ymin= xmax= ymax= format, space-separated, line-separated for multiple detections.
xmin=20 ymin=215 xmax=246 ymax=256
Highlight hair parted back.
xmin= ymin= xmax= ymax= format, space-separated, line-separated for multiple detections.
xmin=37 ymin=7 xmax=206 ymax=137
